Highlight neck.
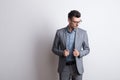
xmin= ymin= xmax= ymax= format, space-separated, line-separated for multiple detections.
xmin=68 ymin=25 xmax=74 ymax=32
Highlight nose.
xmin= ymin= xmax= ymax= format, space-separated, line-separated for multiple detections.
xmin=76 ymin=23 xmax=78 ymax=26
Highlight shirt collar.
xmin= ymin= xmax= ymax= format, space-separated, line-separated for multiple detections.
xmin=66 ymin=26 xmax=77 ymax=33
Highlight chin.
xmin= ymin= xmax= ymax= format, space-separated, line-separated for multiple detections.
xmin=74 ymin=27 xmax=77 ymax=28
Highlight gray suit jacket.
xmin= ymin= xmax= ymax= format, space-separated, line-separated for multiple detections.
xmin=52 ymin=27 xmax=90 ymax=74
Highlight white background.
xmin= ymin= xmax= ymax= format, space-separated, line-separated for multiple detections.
xmin=0 ymin=0 xmax=120 ymax=80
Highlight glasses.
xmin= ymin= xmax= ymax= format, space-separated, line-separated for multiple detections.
xmin=71 ymin=20 xmax=82 ymax=24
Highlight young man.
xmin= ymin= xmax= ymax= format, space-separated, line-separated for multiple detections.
xmin=52 ymin=10 xmax=90 ymax=80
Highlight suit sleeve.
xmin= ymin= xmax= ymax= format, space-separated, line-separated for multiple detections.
xmin=78 ymin=31 xmax=90 ymax=58
xmin=52 ymin=30 xmax=64 ymax=57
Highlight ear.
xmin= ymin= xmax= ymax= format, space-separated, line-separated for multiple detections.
xmin=68 ymin=18 xmax=71 ymax=23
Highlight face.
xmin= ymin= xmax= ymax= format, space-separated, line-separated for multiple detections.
xmin=68 ymin=16 xmax=81 ymax=29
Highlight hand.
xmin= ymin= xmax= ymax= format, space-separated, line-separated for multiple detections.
xmin=73 ymin=49 xmax=80 ymax=57
xmin=64 ymin=50 xmax=69 ymax=57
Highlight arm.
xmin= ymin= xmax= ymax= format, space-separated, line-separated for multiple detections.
xmin=78 ymin=31 xmax=90 ymax=58
xmin=52 ymin=30 xmax=64 ymax=57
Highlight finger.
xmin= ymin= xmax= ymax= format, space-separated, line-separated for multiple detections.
xmin=66 ymin=50 xmax=69 ymax=53
xmin=73 ymin=51 xmax=75 ymax=55
xmin=74 ymin=49 xmax=77 ymax=51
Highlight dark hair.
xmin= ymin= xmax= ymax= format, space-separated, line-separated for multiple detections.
xmin=68 ymin=10 xmax=81 ymax=19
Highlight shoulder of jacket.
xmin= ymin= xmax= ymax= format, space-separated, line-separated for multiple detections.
xmin=57 ymin=27 xmax=66 ymax=32
xmin=77 ymin=28 xmax=87 ymax=33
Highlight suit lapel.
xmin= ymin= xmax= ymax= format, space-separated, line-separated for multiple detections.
xmin=75 ymin=28 xmax=82 ymax=49
xmin=75 ymin=29 xmax=78 ymax=49
xmin=63 ymin=27 xmax=67 ymax=49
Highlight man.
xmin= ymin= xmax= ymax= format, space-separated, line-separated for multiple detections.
xmin=52 ymin=10 xmax=90 ymax=80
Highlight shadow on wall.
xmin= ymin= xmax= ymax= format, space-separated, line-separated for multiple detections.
xmin=33 ymin=22 xmax=58 ymax=80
